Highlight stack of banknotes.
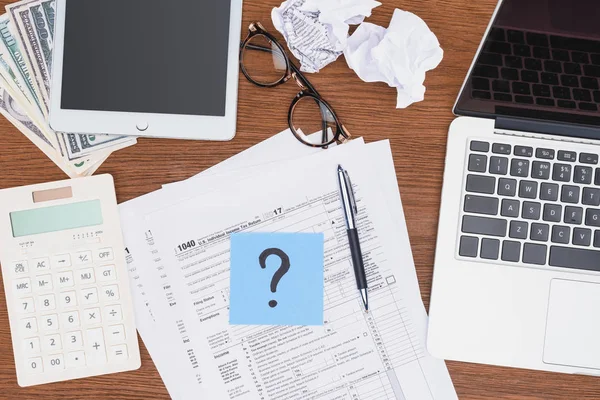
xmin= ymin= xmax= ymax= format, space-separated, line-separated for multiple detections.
xmin=0 ymin=0 xmax=136 ymax=177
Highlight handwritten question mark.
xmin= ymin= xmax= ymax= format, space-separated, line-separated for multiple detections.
xmin=259 ymin=248 xmax=291 ymax=308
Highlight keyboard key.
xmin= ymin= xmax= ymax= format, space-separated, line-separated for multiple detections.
xmin=107 ymin=324 xmax=126 ymax=344
xmin=536 ymin=98 xmax=555 ymax=107
xmin=76 ymin=268 xmax=96 ymax=285
xmin=498 ymin=178 xmax=517 ymax=196
xmin=459 ymin=236 xmax=478 ymax=257
xmin=470 ymin=141 xmax=489 ymax=152
xmin=62 ymin=311 xmax=80 ymax=329
xmin=23 ymin=337 xmax=40 ymax=355
xmin=45 ymin=354 xmax=65 ymax=371
xmin=595 ymin=231 xmax=600 ymax=248
xmin=510 ymin=159 xmax=530 ymax=177
xmin=586 ymin=208 xmax=600 ymax=227
xmin=98 ymin=265 xmax=117 ymax=282
xmin=564 ymin=206 xmax=583 ymax=224
xmin=101 ymin=285 xmax=120 ymax=302
xmin=579 ymin=102 xmax=598 ymax=111
xmin=522 ymin=201 xmax=541 ymax=220
xmin=509 ymin=221 xmax=528 ymax=239
xmin=513 ymin=44 xmax=530 ymax=57
xmin=584 ymin=64 xmax=600 ymax=77
xmin=25 ymin=357 xmax=43 ymax=374
xmin=531 ymin=161 xmax=551 ymax=179
xmin=592 ymin=54 xmax=600 ymax=65
xmin=486 ymin=41 xmax=511 ymax=55
xmin=519 ymin=180 xmax=538 ymax=198
xmin=104 ymin=305 xmax=123 ymax=322
xmin=66 ymin=351 xmax=86 ymax=369
xmin=561 ymin=185 xmax=580 ymax=203
xmin=462 ymin=215 xmax=507 ymax=237
xmin=573 ymin=228 xmax=592 ymax=246
xmin=56 ymin=270 xmax=74 ymax=288
xmin=532 ymin=84 xmax=551 ymax=97
xmin=65 ymin=331 xmax=83 ymax=350
xmin=572 ymin=51 xmax=590 ymax=64
xmin=481 ymin=239 xmax=500 ymax=260
xmin=574 ymin=166 xmax=593 ymax=184
xmin=95 ymin=248 xmax=114 ymax=262
xmin=85 ymin=328 xmax=107 ymax=366
xmin=541 ymin=72 xmax=559 ymax=85
xmin=595 ymin=91 xmax=600 ymax=103
xmin=466 ymin=174 xmax=495 ymax=194
xmin=492 ymin=143 xmax=511 ymax=154
xmin=473 ymin=66 xmax=499 ymax=80
xmin=20 ymin=317 xmax=37 ymax=334
xmin=489 ymin=26 xmax=506 ymax=40
xmin=502 ymin=68 xmax=519 ymax=80
xmin=507 ymin=30 xmax=525 ymax=44
xmin=501 ymin=241 xmax=521 ymax=262
xmin=549 ymin=246 xmax=600 ymax=271
xmin=527 ymin=32 xmax=548 ymax=47
xmin=552 ymin=49 xmax=570 ymax=62
xmin=533 ymin=46 xmax=551 ymax=59
xmin=74 ymin=251 xmax=92 ymax=266
xmin=515 ymin=95 xmax=534 ymax=104
xmin=60 ymin=291 xmax=77 ymax=308
xmin=20 ymin=297 xmax=34 ymax=314
xmin=564 ymin=62 xmax=582 ymax=75
xmin=544 ymin=60 xmax=562 ymax=73
xmin=553 ymin=163 xmax=572 ymax=181
xmin=501 ymin=199 xmax=520 ymax=217
xmin=109 ymin=344 xmax=129 ymax=362
xmin=468 ymin=154 xmax=487 ymax=172
xmin=51 ymin=254 xmax=71 ymax=268
xmin=514 ymin=145 xmax=533 ymax=157
xmin=38 ymin=294 xmax=56 ymax=311
xmin=492 ymin=79 xmax=511 ymax=92
xmin=84 ymin=307 xmax=102 ymax=325
xmin=11 ymin=260 xmax=28 ymax=275
xmin=489 ymin=156 xmax=508 ymax=175
xmin=524 ymin=58 xmax=542 ymax=71
xmin=479 ymin=52 xmax=503 ymax=66
xmin=573 ymin=88 xmax=592 ymax=101
xmin=522 ymin=70 xmax=539 ymax=83
xmin=552 ymin=86 xmax=571 ymax=99
xmin=14 ymin=277 xmax=31 ymax=295
xmin=504 ymin=55 xmax=522 ymax=68
xmin=552 ymin=225 xmax=570 ymax=244
xmin=41 ymin=314 xmax=58 ymax=332
xmin=581 ymin=77 xmax=599 ymax=89
xmin=34 ymin=275 xmax=53 ymax=292
xmin=523 ymin=243 xmax=547 ymax=265
xmin=32 ymin=257 xmax=50 ymax=272
xmin=512 ymin=81 xmax=530 ymax=94
xmin=558 ymin=150 xmax=577 ymax=162
xmin=583 ymin=187 xmax=600 ymax=206
xmin=558 ymin=99 xmax=577 ymax=109
xmin=81 ymin=288 xmax=98 ymax=305
xmin=42 ymin=334 xmax=62 ymax=353
xmin=530 ymin=223 xmax=549 ymax=242
xmin=543 ymin=204 xmax=562 ymax=222
xmin=580 ymin=153 xmax=599 ymax=165
xmin=494 ymin=93 xmax=513 ymax=102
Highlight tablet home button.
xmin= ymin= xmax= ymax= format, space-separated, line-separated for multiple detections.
xmin=136 ymin=122 xmax=148 ymax=131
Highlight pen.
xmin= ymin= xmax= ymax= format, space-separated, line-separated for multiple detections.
xmin=337 ymin=165 xmax=369 ymax=312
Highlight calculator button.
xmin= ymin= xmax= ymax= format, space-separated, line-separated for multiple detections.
xmin=42 ymin=334 xmax=62 ymax=352
xmin=20 ymin=297 xmax=35 ymax=314
xmin=107 ymin=324 xmax=126 ymax=344
xmin=11 ymin=260 xmax=28 ymax=275
xmin=109 ymin=344 xmax=128 ymax=362
xmin=45 ymin=354 xmax=65 ymax=371
xmin=14 ymin=278 xmax=31 ymax=295
xmin=56 ymin=271 xmax=74 ymax=288
xmin=25 ymin=357 xmax=43 ymax=374
xmin=65 ymin=331 xmax=83 ymax=350
xmin=32 ymin=257 xmax=50 ymax=271
xmin=23 ymin=337 xmax=40 ymax=355
xmin=104 ymin=305 xmax=123 ymax=322
xmin=20 ymin=317 xmax=37 ymax=334
xmin=85 ymin=328 xmax=107 ymax=366
xmin=101 ymin=285 xmax=120 ymax=301
xmin=38 ymin=294 xmax=56 ymax=311
xmin=41 ymin=314 xmax=59 ymax=332
xmin=62 ymin=311 xmax=80 ymax=329
xmin=84 ymin=308 xmax=102 ymax=325
xmin=51 ymin=254 xmax=71 ymax=268
xmin=60 ymin=291 xmax=77 ymax=308
xmin=95 ymin=248 xmax=114 ymax=262
xmin=97 ymin=265 xmax=116 ymax=282
xmin=81 ymin=288 xmax=98 ymax=305
xmin=77 ymin=268 xmax=96 ymax=285
xmin=66 ymin=351 xmax=86 ymax=368
xmin=74 ymin=251 xmax=92 ymax=266
xmin=34 ymin=275 xmax=53 ymax=292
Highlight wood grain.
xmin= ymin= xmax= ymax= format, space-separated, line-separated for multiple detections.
xmin=0 ymin=0 xmax=599 ymax=398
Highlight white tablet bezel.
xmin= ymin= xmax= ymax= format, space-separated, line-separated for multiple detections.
xmin=49 ymin=0 xmax=243 ymax=141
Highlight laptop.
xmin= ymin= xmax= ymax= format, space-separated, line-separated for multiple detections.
xmin=428 ymin=0 xmax=600 ymax=375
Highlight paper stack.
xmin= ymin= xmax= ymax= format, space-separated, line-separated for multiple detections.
xmin=120 ymin=130 xmax=457 ymax=399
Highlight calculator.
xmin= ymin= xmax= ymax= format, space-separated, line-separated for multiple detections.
xmin=0 ymin=174 xmax=141 ymax=387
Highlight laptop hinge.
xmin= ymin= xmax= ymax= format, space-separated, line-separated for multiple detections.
xmin=495 ymin=117 xmax=600 ymax=145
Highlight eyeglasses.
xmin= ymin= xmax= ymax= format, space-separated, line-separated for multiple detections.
xmin=240 ymin=22 xmax=352 ymax=148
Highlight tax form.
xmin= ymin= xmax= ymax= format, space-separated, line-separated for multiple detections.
xmin=144 ymin=140 xmax=457 ymax=399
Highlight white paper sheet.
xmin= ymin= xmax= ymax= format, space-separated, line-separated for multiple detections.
xmin=142 ymin=140 xmax=457 ymax=399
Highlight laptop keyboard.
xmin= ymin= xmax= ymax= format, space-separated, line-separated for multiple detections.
xmin=471 ymin=27 xmax=600 ymax=111
xmin=459 ymin=139 xmax=600 ymax=272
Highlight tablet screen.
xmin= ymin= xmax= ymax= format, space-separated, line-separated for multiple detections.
xmin=61 ymin=0 xmax=231 ymax=117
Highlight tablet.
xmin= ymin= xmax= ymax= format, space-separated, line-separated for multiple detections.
xmin=49 ymin=0 xmax=242 ymax=140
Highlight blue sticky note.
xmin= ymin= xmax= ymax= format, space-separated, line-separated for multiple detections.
xmin=229 ymin=232 xmax=324 ymax=326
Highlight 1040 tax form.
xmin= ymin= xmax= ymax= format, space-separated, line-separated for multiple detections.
xmin=138 ymin=140 xmax=457 ymax=399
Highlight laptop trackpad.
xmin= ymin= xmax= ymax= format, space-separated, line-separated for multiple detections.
xmin=544 ymin=279 xmax=600 ymax=370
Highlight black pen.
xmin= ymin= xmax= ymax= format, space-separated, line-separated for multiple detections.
xmin=337 ymin=165 xmax=369 ymax=312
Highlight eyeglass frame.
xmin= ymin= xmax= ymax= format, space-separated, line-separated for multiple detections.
xmin=239 ymin=22 xmax=352 ymax=148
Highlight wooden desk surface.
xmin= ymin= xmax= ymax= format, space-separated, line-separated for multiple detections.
xmin=1 ymin=0 xmax=599 ymax=398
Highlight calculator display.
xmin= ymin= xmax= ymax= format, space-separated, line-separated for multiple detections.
xmin=10 ymin=200 xmax=103 ymax=238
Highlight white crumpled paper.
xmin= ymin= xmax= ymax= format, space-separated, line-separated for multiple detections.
xmin=272 ymin=0 xmax=381 ymax=73
xmin=344 ymin=9 xmax=444 ymax=108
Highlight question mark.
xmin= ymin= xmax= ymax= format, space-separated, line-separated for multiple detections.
xmin=259 ymin=248 xmax=290 ymax=308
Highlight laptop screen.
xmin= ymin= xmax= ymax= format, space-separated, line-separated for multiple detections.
xmin=455 ymin=0 xmax=600 ymax=130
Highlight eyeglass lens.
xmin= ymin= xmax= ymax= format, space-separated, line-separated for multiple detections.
xmin=242 ymin=34 xmax=287 ymax=86
xmin=291 ymin=96 xmax=338 ymax=146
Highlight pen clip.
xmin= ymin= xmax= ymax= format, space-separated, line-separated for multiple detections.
xmin=343 ymin=170 xmax=358 ymax=215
